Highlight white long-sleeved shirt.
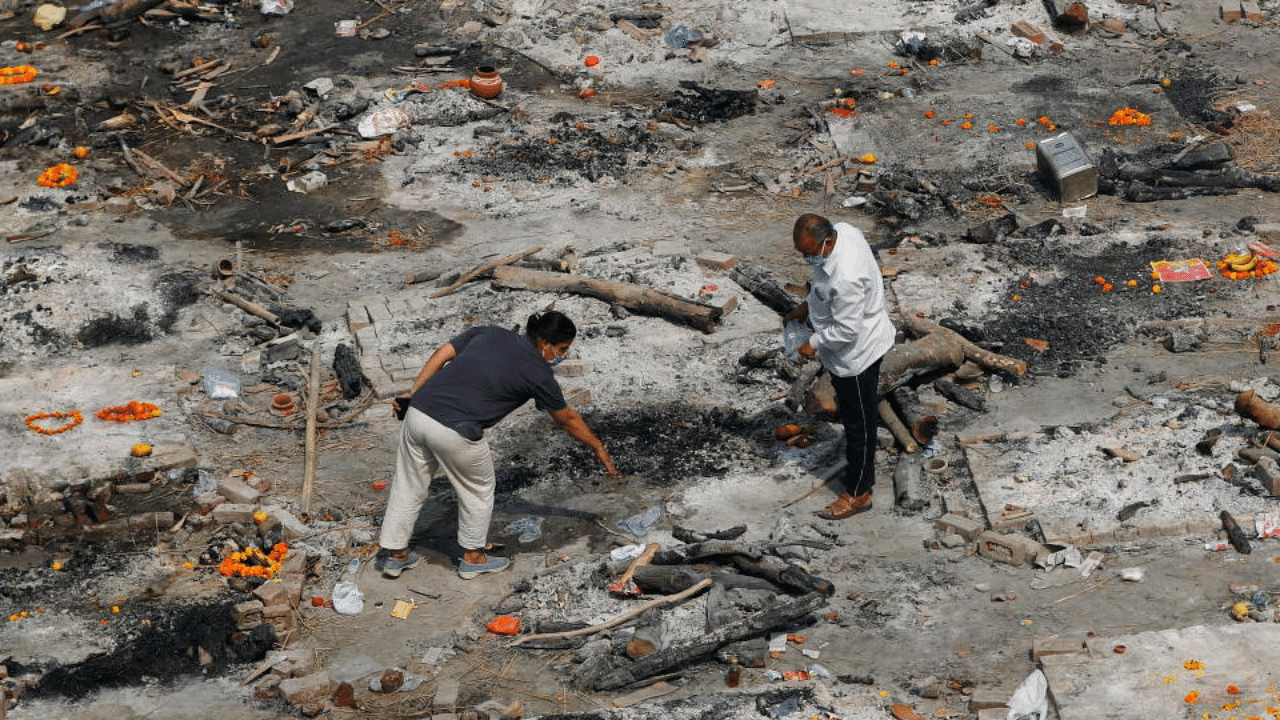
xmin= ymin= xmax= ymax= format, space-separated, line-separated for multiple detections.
xmin=807 ymin=222 xmax=895 ymax=378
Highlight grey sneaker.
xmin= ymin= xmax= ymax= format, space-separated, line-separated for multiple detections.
xmin=381 ymin=552 xmax=420 ymax=578
xmin=458 ymin=556 xmax=511 ymax=579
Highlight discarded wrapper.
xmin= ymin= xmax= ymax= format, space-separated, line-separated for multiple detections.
xmin=357 ymin=107 xmax=410 ymax=138
xmin=1204 ymin=539 xmax=1229 ymax=551
xmin=486 ymin=615 xmax=521 ymax=635
xmin=1255 ymin=510 xmax=1280 ymax=539
xmin=334 ymin=19 xmax=358 ymax=37
xmin=390 ymin=599 xmax=415 ymax=619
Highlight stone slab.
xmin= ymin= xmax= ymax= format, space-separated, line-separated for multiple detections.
xmin=1043 ymin=624 xmax=1280 ymax=720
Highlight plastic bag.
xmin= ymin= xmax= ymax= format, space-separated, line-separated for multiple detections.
xmin=332 ymin=580 xmax=364 ymax=616
xmin=357 ymin=108 xmax=410 ymax=138
xmin=504 ymin=517 xmax=544 ymax=543
xmin=1006 ymin=669 xmax=1048 ymax=720
xmin=782 ymin=321 xmax=812 ymax=362
xmin=202 ymin=365 xmax=241 ymax=400
xmin=260 ymin=0 xmax=293 ymax=15
xmin=610 ymin=543 xmax=647 ymax=562
xmin=618 ymin=506 xmax=662 ymax=537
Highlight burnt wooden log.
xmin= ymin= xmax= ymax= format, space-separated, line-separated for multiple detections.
xmin=803 ymin=371 xmax=838 ymax=418
xmin=590 ymin=592 xmax=828 ymax=691
xmin=402 ymin=268 xmax=443 ymax=286
xmin=879 ymin=332 xmax=966 ymax=394
xmin=890 ymin=386 xmax=937 ymax=444
xmin=628 ymin=565 xmax=779 ymax=595
xmin=784 ymin=362 xmax=823 ymax=413
xmin=193 ymin=412 xmax=240 ymax=435
xmin=492 ymin=265 xmax=728 ymax=333
xmin=900 ymin=313 xmax=1027 ymax=377
xmin=1221 ymin=510 xmax=1252 ymax=554
xmin=1121 ymin=184 xmax=1237 ymax=202
xmin=934 ymin=378 xmax=986 ymax=411
xmin=625 ymin=615 xmax=666 ymax=660
xmin=728 ymin=261 xmax=802 ymax=316
xmin=705 ymin=583 xmax=736 ymax=632
xmin=333 ymin=343 xmax=364 ymax=399
xmin=729 ymin=555 xmax=833 ymax=597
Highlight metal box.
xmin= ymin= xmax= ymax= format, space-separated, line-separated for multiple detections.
xmin=1036 ymin=132 xmax=1098 ymax=202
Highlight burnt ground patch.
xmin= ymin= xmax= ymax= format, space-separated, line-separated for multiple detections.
xmin=22 ymin=601 xmax=275 ymax=700
xmin=955 ymin=235 xmax=1227 ymax=375
xmin=498 ymin=404 xmax=795 ymax=492
xmin=457 ymin=119 xmax=662 ymax=184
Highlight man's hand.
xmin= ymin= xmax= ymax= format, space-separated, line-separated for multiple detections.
xmin=782 ymin=301 xmax=809 ymax=327
xmin=797 ymin=341 xmax=817 ymax=363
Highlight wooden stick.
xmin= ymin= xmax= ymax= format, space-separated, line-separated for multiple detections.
xmin=301 ymin=341 xmax=321 ymax=516
xmin=212 ymin=290 xmax=281 ymax=325
xmin=878 ymin=400 xmax=919 ymax=453
xmin=271 ymin=124 xmax=340 ymax=145
xmin=609 ymin=543 xmax=659 ymax=595
xmin=781 ymin=458 xmax=849 ymax=508
xmin=431 ymin=246 xmax=544 ymax=298
xmin=508 ymin=578 xmax=713 ymax=648
xmin=131 ymin=147 xmax=190 ymax=187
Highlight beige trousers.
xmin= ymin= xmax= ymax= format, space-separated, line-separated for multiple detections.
xmin=379 ymin=407 xmax=495 ymax=551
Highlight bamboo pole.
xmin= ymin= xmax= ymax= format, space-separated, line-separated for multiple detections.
xmin=301 ymin=341 xmax=321 ymax=516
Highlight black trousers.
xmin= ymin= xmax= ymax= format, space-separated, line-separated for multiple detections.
xmin=828 ymin=357 xmax=883 ymax=497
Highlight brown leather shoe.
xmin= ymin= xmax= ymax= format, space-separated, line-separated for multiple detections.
xmin=817 ymin=491 xmax=872 ymax=520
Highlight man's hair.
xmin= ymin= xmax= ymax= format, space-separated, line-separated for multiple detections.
xmin=526 ymin=310 xmax=577 ymax=344
xmin=793 ymin=213 xmax=835 ymax=245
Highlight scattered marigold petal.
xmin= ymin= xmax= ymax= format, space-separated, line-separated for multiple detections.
xmin=924 ymin=110 xmax=936 ymax=119
xmin=988 ymin=124 xmax=1000 ymax=132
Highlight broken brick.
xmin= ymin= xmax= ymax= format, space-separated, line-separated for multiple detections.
xmin=1220 ymin=0 xmax=1242 ymax=21
xmin=253 ymin=580 xmax=291 ymax=608
xmin=1011 ymin=21 xmax=1045 ymax=43
xmin=695 ymin=250 xmax=739 ymax=271
xmin=217 ymin=475 xmax=260 ymax=505
xmin=968 ymin=688 xmax=1009 ymax=711
xmin=1101 ymin=16 xmax=1128 ymax=33
xmin=977 ymin=531 xmax=1041 ymax=567
xmin=231 ymin=600 xmax=265 ymax=630
xmin=211 ymin=503 xmax=257 ymax=525
xmin=278 ymin=670 xmax=332 ymax=705
xmin=934 ymin=513 xmax=985 ymax=541
xmin=1241 ymin=0 xmax=1264 ymax=21
xmin=1032 ymin=634 xmax=1086 ymax=659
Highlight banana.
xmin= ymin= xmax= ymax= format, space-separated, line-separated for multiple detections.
xmin=1232 ymin=255 xmax=1259 ymax=272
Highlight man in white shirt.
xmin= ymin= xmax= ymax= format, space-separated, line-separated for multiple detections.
xmin=784 ymin=213 xmax=895 ymax=519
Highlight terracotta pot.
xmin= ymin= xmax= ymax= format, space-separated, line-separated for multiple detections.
xmin=270 ymin=393 xmax=296 ymax=417
xmin=470 ymin=65 xmax=504 ymax=100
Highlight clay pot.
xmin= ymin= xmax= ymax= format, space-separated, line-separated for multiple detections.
xmin=470 ymin=65 xmax=504 ymax=100
xmin=924 ymin=458 xmax=948 ymax=474
xmin=270 ymin=393 xmax=296 ymax=417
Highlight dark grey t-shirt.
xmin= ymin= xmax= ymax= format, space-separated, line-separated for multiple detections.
xmin=411 ymin=326 xmax=567 ymax=438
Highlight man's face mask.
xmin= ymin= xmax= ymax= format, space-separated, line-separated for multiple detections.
xmin=803 ymin=239 xmax=828 ymax=267
xmin=548 ymin=354 xmax=566 ymax=368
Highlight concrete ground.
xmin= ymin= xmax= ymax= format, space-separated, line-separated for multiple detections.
xmin=3 ymin=0 xmax=1280 ymax=718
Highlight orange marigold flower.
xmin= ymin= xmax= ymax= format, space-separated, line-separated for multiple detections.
xmin=961 ymin=122 xmax=973 ymax=130
xmin=1126 ymin=279 xmax=1137 ymax=286
xmin=929 ymin=59 xmax=939 ymax=66
xmin=757 ymin=79 xmax=776 ymax=89
xmin=1109 ymin=107 xmax=1152 ymax=126
xmin=1185 ymin=691 xmax=1199 ymax=703
xmin=923 ymin=110 xmax=936 ymax=119
xmin=74 ymin=146 xmax=90 ymax=159
xmin=988 ymin=125 xmax=1000 ymax=132
xmin=941 ymin=119 xmax=951 ymax=126
xmin=963 ymin=112 xmax=973 ymax=119
xmin=584 ymin=55 xmax=600 ymax=67
xmin=888 ymin=61 xmax=900 ymax=68
xmin=579 ymin=88 xmax=597 ymax=99
xmin=1228 ymin=685 xmax=1241 ymax=695
xmin=1025 ymin=141 xmax=1035 ymax=148
xmin=1016 ymin=118 xmax=1027 ymax=126
xmin=38 ymin=163 xmax=77 ymax=188
xmin=1037 ymin=116 xmax=1051 ymax=125
xmin=1102 ymin=283 xmax=1113 ymax=292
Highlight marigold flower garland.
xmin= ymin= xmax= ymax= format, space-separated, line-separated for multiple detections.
xmin=97 ymin=401 xmax=162 ymax=422
xmin=0 ymin=65 xmax=39 ymax=85
xmin=24 ymin=410 xmax=83 ymax=435
xmin=1109 ymin=107 xmax=1152 ymax=126
xmin=37 ymin=163 xmax=77 ymax=188
xmin=220 ymin=542 xmax=289 ymax=579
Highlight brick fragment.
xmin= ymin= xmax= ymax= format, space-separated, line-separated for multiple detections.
xmin=1033 ymin=635 xmax=1085 ymax=659
xmin=977 ymin=531 xmax=1041 ymax=566
xmin=254 ymin=580 xmax=291 ymax=608
xmin=1220 ymin=0 xmax=1242 ymax=21
xmin=1101 ymin=16 xmax=1127 ymax=33
xmin=278 ymin=671 xmax=332 ymax=705
xmin=1242 ymin=0 xmax=1264 ymax=21
xmin=211 ymin=503 xmax=257 ymax=525
xmin=1011 ymin=21 xmax=1045 ymax=43
xmin=968 ymin=688 xmax=1009 ymax=710
xmin=217 ymin=476 xmax=260 ymax=505
xmin=934 ymin=513 xmax=985 ymax=541
xmin=695 ymin=251 xmax=739 ymax=271
xmin=232 ymin=600 xmax=265 ymax=630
